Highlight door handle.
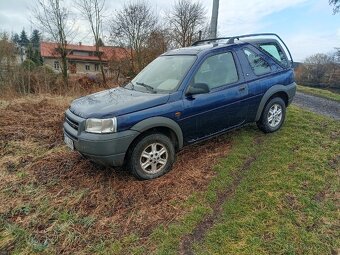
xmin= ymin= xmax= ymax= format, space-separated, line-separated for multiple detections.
xmin=239 ymin=85 xmax=246 ymax=91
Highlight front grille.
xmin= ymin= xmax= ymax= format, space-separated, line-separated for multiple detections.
xmin=64 ymin=129 xmax=78 ymax=141
xmin=65 ymin=115 xmax=79 ymax=131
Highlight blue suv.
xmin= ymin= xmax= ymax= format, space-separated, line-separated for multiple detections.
xmin=64 ymin=33 xmax=296 ymax=179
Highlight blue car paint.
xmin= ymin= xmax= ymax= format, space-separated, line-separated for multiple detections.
xmin=70 ymin=87 xmax=170 ymax=119
xmin=66 ymin=39 xmax=296 ymax=165
xmin=71 ymin=42 xmax=293 ymax=139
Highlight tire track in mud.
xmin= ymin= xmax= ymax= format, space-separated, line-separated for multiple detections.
xmin=179 ymin=137 xmax=263 ymax=255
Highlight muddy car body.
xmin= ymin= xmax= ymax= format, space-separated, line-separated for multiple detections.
xmin=64 ymin=33 xmax=296 ymax=179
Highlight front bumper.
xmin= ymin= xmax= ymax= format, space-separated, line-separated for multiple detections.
xmin=63 ymin=109 xmax=139 ymax=166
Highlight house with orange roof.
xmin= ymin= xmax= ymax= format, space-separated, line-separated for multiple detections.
xmin=40 ymin=42 xmax=130 ymax=74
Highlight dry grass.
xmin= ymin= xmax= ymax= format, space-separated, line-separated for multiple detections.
xmin=0 ymin=95 xmax=231 ymax=254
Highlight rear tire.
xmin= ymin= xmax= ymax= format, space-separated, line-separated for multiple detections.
xmin=127 ymin=133 xmax=175 ymax=180
xmin=257 ymin=97 xmax=286 ymax=133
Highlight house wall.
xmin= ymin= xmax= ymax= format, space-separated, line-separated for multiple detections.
xmin=44 ymin=58 xmax=61 ymax=73
xmin=75 ymin=62 xmax=99 ymax=74
xmin=43 ymin=58 xmax=103 ymax=74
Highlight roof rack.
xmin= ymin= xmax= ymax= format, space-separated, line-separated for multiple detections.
xmin=191 ymin=33 xmax=293 ymax=66
xmin=191 ymin=37 xmax=231 ymax=46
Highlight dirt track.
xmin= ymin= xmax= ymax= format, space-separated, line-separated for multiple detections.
xmin=179 ymin=155 xmax=258 ymax=255
xmin=293 ymin=92 xmax=340 ymax=120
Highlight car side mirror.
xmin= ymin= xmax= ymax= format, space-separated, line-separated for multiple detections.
xmin=186 ymin=83 xmax=210 ymax=97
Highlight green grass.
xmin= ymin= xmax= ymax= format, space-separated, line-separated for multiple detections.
xmin=142 ymin=128 xmax=259 ymax=254
xmin=1 ymin=101 xmax=339 ymax=255
xmin=297 ymin=85 xmax=340 ymax=102
xmin=146 ymin=106 xmax=339 ymax=254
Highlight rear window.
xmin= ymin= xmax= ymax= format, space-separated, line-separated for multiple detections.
xmin=243 ymin=48 xmax=271 ymax=76
xmin=259 ymin=43 xmax=288 ymax=67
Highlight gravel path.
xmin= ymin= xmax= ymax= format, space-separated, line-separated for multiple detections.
xmin=292 ymin=92 xmax=340 ymax=120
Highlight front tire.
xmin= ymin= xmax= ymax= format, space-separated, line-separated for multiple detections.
xmin=127 ymin=133 xmax=175 ymax=180
xmin=257 ymin=97 xmax=286 ymax=133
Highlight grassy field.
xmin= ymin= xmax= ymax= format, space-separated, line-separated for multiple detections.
xmin=297 ymin=85 xmax=340 ymax=102
xmin=0 ymin=96 xmax=339 ymax=254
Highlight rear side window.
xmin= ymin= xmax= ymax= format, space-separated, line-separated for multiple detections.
xmin=194 ymin=52 xmax=238 ymax=90
xmin=243 ymin=48 xmax=271 ymax=76
xmin=259 ymin=43 xmax=288 ymax=67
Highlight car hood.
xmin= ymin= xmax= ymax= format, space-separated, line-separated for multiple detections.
xmin=69 ymin=87 xmax=170 ymax=118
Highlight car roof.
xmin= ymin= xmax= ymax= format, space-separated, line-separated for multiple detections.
xmin=163 ymin=43 xmax=236 ymax=56
xmin=162 ymin=38 xmax=280 ymax=56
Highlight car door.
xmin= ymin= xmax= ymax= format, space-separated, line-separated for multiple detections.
xmin=237 ymin=46 xmax=280 ymax=122
xmin=179 ymin=50 xmax=249 ymax=143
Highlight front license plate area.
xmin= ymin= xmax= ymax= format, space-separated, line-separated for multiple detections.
xmin=64 ymin=134 xmax=74 ymax=150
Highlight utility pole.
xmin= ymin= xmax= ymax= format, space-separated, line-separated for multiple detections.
xmin=209 ymin=0 xmax=219 ymax=39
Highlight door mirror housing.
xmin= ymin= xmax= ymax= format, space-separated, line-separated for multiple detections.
xmin=186 ymin=83 xmax=210 ymax=97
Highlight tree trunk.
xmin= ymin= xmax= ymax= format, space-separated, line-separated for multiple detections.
xmin=130 ymin=48 xmax=135 ymax=74
xmin=61 ymin=54 xmax=68 ymax=88
xmin=97 ymin=49 xmax=107 ymax=87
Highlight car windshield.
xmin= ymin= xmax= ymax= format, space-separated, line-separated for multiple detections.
xmin=126 ymin=55 xmax=196 ymax=93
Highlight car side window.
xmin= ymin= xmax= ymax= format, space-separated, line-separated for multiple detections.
xmin=243 ymin=48 xmax=271 ymax=76
xmin=194 ymin=52 xmax=238 ymax=90
xmin=259 ymin=43 xmax=288 ymax=67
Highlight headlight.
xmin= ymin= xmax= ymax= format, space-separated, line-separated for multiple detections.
xmin=85 ymin=118 xmax=117 ymax=133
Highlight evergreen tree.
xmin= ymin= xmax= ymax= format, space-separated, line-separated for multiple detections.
xmin=26 ymin=44 xmax=34 ymax=60
xmin=30 ymin=29 xmax=41 ymax=49
xmin=26 ymin=43 xmax=43 ymax=66
xmin=11 ymin=33 xmax=20 ymax=45
xmin=19 ymin=29 xmax=29 ymax=46
xmin=33 ymin=49 xmax=43 ymax=66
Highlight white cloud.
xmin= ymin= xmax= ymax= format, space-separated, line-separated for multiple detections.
xmin=2 ymin=0 xmax=338 ymax=61
xmin=216 ymin=0 xmax=307 ymax=35
xmin=286 ymin=31 xmax=340 ymax=61
xmin=69 ymin=0 xmax=309 ymax=42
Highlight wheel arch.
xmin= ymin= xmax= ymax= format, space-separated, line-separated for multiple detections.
xmin=129 ymin=116 xmax=184 ymax=151
xmin=255 ymin=84 xmax=292 ymax=122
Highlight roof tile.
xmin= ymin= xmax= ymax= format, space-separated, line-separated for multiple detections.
xmin=40 ymin=42 xmax=130 ymax=62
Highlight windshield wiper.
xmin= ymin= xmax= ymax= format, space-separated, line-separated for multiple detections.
xmin=136 ymin=82 xmax=156 ymax=93
xmin=123 ymin=81 xmax=135 ymax=90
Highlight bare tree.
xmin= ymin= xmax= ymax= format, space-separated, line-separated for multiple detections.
xmin=168 ymin=0 xmax=207 ymax=47
xmin=334 ymin=48 xmax=340 ymax=63
xmin=143 ymin=28 xmax=171 ymax=64
xmin=76 ymin=0 xmax=107 ymax=85
xmin=329 ymin=0 xmax=340 ymax=14
xmin=0 ymin=33 xmax=16 ymax=89
xmin=303 ymin=53 xmax=336 ymax=86
xmin=32 ymin=0 xmax=74 ymax=86
xmin=110 ymin=1 xmax=158 ymax=72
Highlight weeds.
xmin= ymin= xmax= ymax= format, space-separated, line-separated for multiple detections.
xmin=0 ymin=96 xmax=231 ymax=254
xmin=0 ymin=96 xmax=338 ymax=254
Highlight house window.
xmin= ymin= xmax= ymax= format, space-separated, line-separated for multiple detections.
xmin=95 ymin=64 xmax=99 ymax=71
xmin=73 ymin=51 xmax=90 ymax=56
xmin=54 ymin=61 xmax=60 ymax=70
xmin=85 ymin=64 xmax=90 ymax=71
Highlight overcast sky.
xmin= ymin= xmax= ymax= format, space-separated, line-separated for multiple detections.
xmin=0 ymin=0 xmax=339 ymax=61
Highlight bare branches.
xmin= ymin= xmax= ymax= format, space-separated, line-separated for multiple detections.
xmin=0 ymin=33 xmax=17 ymax=87
xmin=110 ymin=1 xmax=158 ymax=71
xmin=75 ymin=0 xmax=105 ymax=44
xmin=329 ymin=0 xmax=340 ymax=14
xmin=32 ymin=0 xmax=75 ymax=85
xmin=168 ymin=0 xmax=207 ymax=47
xmin=76 ymin=0 xmax=107 ymax=85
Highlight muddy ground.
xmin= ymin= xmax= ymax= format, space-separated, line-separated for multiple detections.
xmin=0 ymin=96 xmax=232 ymax=253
